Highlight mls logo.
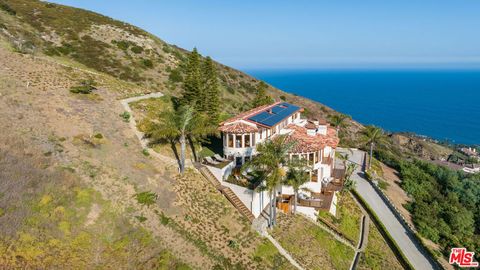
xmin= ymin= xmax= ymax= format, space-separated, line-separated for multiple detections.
xmin=449 ymin=248 xmax=479 ymax=268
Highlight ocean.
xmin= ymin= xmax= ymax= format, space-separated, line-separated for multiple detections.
xmin=246 ymin=69 xmax=480 ymax=145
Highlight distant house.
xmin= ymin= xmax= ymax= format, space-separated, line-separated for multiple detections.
xmin=205 ymin=102 xmax=344 ymax=219
xmin=459 ymin=147 xmax=480 ymax=160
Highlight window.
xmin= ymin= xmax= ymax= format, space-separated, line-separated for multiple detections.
xmin=245 ymin=134 xmax=251 ymax=147
xmin=309 ymin=153 xmax=314 ymax=164
xmin=259 ymin=129 xmax=263 ymax=139
xmin=271 ymin=127 xmax=277 ymax=135
xmin=252 ymin=134 xmax=256 ymax=146
xmin=228 ymin=134 xmax=234 ymax=147
xmin=236 ymin=135 xmax=242 ymax=148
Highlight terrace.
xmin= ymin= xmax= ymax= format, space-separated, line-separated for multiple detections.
xmin=276 ymin=191 xmax=336 ymax=213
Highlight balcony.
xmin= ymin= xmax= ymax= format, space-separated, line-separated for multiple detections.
xmin=321 ymin=157 xmax=333 ymax=166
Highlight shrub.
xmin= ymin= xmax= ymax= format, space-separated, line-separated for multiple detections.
xmin=70 ymin=79 xmax=96 ymax=94
xmin=0 ymin=2 xmax=16 ymax=15
xmin=130 ymin=45 xmax=143 ymax=54
xmin=112 ymin=40 xmax=130 ymax=51
xmin=226 ymin=86 xmax=235 ymax=94
xmin=279 ymin=95 xmax=286 ymax=101
xmin=227 ymin=240 xmax=239 ymax=249
xmin=142 ymin=149 xmax=150 ymax=156
xmin=135 ymin=215 xmax=147 ymax=222
xmin=378 ymin=179 xmax=389 ymax=190
xmin=159 ymin=212 xmax=170 ymax=225
xmin=141 ymin=59 xmax=153 ymax=68
xmin=135 ymin=191 xmax=157 ymax=207
xmin=119 ymin=111 xmax=130 ymax=122
xmin=162 ymin=45 xmax=171 ymax=53
xmin=93 ymin=133 xmax=103 ymax=139
xmin=168 ymin=68 xmax=183 ymax=83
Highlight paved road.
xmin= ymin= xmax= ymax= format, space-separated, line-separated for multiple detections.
xmin=339 ymin=148 xmax=436 ymax=270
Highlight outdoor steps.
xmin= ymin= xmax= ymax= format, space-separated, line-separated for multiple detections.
xmin=198 ymin=166 xmax=222 ymax=189
xmin=198 ymin=166 xmax=254 ymax=222
xmin=222 ymin=187 xmax=255 ymax=222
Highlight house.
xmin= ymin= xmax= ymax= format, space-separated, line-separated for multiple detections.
xmin=459 ymin=147 xmax=480 ymax=161
xmin=207 ymin=102 xmax=344 ymax=220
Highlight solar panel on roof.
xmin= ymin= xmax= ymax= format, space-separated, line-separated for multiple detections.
xmin=247 ymin=103 xmax=300 ymax=127
xmin=271 ymin=106 xmax=284 ymax=114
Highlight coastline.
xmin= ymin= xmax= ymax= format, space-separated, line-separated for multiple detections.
xmin=246 ymin=69 xmax=480 ymax=146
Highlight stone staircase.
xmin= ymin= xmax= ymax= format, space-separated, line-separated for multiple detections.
xmin=198 ymin=165 xmax=254 ymax=222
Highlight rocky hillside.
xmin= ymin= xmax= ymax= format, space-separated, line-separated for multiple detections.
xmin=0 ymin=1 xmax=303 ymax=268
xmin=0 ymin=0 xmax=344 ymax=117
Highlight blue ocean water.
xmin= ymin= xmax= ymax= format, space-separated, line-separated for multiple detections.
xmin=246 ymin=69 xmax=480 ymax=145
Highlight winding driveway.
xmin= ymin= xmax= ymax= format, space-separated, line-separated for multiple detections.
xmin=341 ymin=148 xmax=437 ymax=270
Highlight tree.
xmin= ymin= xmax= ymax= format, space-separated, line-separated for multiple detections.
xmin=202 ymin=56 xmax=220 ymax=123
xmin=181 ymin=48 xmax=202 ymax=109
xmin=143 ymin=106 xmax=213 ymax=174
xmin=252 ymin=81 xmax=274 ymax=108
xmin=284 ymin=159 xmax=309 ymax=214
xmin=342 ymin=163 xmax=358 ymax=193
xmin=328 ymin=113 xmax=351 ymax=135
xmin=243 ymin=135 xmax=295 ymax=226
xmin=360 ymin=125 xmax=387 ymax=170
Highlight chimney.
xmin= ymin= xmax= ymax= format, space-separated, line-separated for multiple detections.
xmin=305 ymin=122 xmax=317 ymax=136
xmin=316 ymin=118 xmax=328 ymax=135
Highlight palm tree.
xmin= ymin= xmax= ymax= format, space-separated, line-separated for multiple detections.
xmin=284 ymin=159 xmax=309 ymax=214
xmin=243 ymin=135 xmax=295 ymax=227
xmin=360 ymin=125 xmax=387 ymax=170
xmin=342 ymin=163 xmax=358 ymax=193
xmin=328 ymin=113 xmax=351 ymax=135
xmin=144 ymin=106 xmax=214 ymax=174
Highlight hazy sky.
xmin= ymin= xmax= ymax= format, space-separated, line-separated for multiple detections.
xmin=49 ymin=0 xmax=480 ymax=69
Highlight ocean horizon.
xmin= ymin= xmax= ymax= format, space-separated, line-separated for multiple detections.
xmin=246 ymin=69 xmax=480 ymax=145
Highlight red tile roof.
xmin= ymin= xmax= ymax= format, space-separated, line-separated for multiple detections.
xmin=218 ymin=122 xmax=258 ymax=133
xmin=285 ymin=124 xmax=339 ymax=153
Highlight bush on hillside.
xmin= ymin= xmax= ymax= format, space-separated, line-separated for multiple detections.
xmin=70 ymin=79 xmax=96 ymax=94
xmin=168 ymin=68 xmax=183 ymax=83
xmin=0 ymin=2 xmax=16 ymax=15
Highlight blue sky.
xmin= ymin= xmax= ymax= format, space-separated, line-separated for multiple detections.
xmin=49 ymin=0 xmax=480 ymax=69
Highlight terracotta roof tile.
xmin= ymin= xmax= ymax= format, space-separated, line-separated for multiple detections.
xmin=285 ymin=124 xmax=339 ymax=153
xmin=218 ymin=122 xmax=258 ymax=133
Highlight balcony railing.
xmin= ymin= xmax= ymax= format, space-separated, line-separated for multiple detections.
xmin=333 ymin=168 xmax=345 ymax=180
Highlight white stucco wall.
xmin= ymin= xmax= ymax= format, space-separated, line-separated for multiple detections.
xmin=297 ymin=206 xmax=318 ymax=220
xmin=329 ymin=192 xmax=338 ymax=216
xmin=205 ymin=161 xmax=235 ymax=181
